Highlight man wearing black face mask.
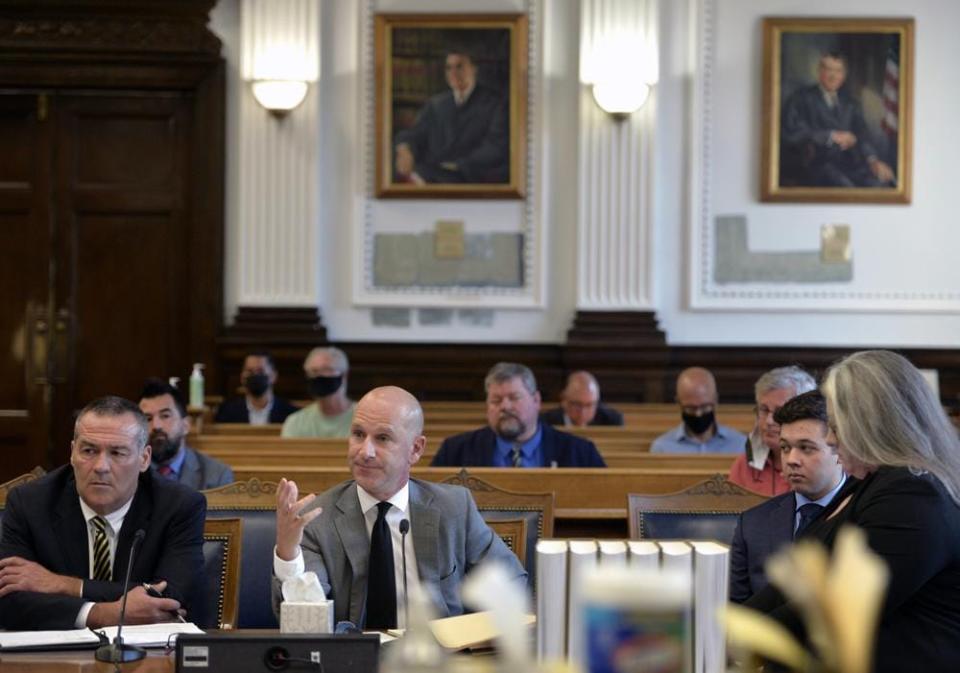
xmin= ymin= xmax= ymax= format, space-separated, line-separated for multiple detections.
xmin=650 ymin=367 xmax=746 ymax=454
xmin=214 ymin=352 xmax=299 ymax=425
xmin=281 ymin=346 xmax=356 ymax=438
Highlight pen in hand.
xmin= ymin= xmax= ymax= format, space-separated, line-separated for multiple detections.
xmin=142 ymin=582 xmax=187 ymax=623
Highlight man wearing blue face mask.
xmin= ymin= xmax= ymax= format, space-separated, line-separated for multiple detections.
xmin=650 ymin=367 xmax=746 ymax=454
xmin=281 ymin=347 xmax=356 ymax=438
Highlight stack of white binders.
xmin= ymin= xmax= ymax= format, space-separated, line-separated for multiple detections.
xmin=535 ymin=539 xmax=730 ymax=673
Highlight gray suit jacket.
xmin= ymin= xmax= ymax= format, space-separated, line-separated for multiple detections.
xmin=729 ymin=491 xmax=795 ymax=603
xmin=272 ymin=478 xmax=527 ymax=626
xmin=177 ymin=445 xmax=234 ymax=490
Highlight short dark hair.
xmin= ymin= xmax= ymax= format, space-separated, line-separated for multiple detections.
xmin=773 ymin=389 xmax=828 ymax=426
xmin=74 ymin=396 xmax=149 ymax=448
xmin=446 ymin=46 xmax=475 ymax=65
xmin=821 ymin=51 xmax=848 ymax=68
xmin=247 ymin=351 xmax=276 ymax=370
xmin=139 ymin=377 xmax=187 ymax=417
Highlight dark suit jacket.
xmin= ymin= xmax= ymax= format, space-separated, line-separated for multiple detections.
xmin=394 ymin=84 xmax=508 ymax=183
xmin=431 ymin=424 xmax=606 ymax=468
xmin=271 ymin=479 xmax=527 ymax=625
xmin=0 ymin=465 xmax=205 ymax=630
xmin=747 ymin=468 xmax=960 ymax=673
xmin=781 ymin=83 xmax=883 ymax=187
xmin=214 ymin=396 xmax=299 ymax=424
xmin=174 ymin=445 xmax=234 ymax=491
xmin=729 ymin=491 xmax=795 ymax=603
xmin=540 ymin=403 xmax=624 ymax=427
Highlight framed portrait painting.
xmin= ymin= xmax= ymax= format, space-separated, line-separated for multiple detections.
xmin=761 ymin=17 xmax=913 ymax=203
xmin=374 ymin=13 xmax=528 ymax=199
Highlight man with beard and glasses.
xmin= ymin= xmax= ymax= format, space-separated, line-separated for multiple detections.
xmin=729 ymin=390 xmax=845 ymax=603
xmin=650 ymin=367 xmax=746 ymax=454
xmin=138 ymin=379 xmax=233 ymax=490
xmin=214 ymin=352 xmax=299 ymax=425
xmin=281 ymin=347 xmax=356 ymax=438
xmin=431 ymin=362 xmax=605 ymax=468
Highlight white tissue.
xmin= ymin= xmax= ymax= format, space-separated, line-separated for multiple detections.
xmin=281 ymin=571 xmax=326 ymax=603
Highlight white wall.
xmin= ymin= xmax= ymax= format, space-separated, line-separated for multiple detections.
xmin=655 ymin=0 xmax=960 ymax=347
xmin=213 ymin=0 xmax=960 ymax=348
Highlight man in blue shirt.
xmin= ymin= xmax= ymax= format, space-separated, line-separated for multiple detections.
xmin=729 ymin=390 xmax=846 ymax=603
xmin=650 ymin=367 xmax=746 ymax=454
xmin=431 ymin=362 xmax=605 ymax=468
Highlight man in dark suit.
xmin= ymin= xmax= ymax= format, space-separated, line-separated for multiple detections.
xmin=0 ymin=396 xmax=205 ymax=630
xmin=214 ymin=352 xmax=299 ymax=424
xmin=394 ymin=48 xmax=508 ymax=184
xmin=432 ymin=362 xmax=605 ymax=468
xmin=729 ymin=390 xmax=845 ymax=603
xmin=139 ymin=379 xmax=234 ymax=490
xmin=540 ymin=370 xmax=624 ymax=427
xmin=272 ymin=386 xmax=526 ymax=627
xmin=781 ymin=51 xmax=895 ymax=188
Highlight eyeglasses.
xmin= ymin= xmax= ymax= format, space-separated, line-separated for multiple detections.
xmin=754 ymin=405 xmax=781 ymax=419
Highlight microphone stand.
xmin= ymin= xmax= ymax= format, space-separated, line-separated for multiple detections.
xmin=95 ymin=529 xmax=147 ymax=663
xmin=399 ymin=519 xmax=410 ymax=629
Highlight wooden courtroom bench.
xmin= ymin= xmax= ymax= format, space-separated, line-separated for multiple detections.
xmin=191 ymin=435 xmax=739 ymax=471
xmin=226 ymin=465 xmax=730 ymax=522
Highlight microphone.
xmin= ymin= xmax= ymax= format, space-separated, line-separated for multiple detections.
xmin=399 ymin=519 xmax=410 ymax=628
xmin=95 ymin=529 xmax=147 ymax=663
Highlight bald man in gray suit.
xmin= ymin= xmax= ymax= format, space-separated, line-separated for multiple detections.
xmin=272 ymin=386 xmax=526 ymax=627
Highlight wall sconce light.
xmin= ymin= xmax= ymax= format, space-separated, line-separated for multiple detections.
xmin=591 ymin=80 xmax=650 ymax=121
xmin=251 ymin=80 xmax=309 ymax=117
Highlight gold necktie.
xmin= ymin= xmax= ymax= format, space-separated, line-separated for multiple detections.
xmin=91 ymin=516 xmax=112 ymax=581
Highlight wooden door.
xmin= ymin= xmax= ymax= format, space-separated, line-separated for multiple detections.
xmin=0 ymin=91 xmax=196 ymax=474
xmin=0 ymin=93 xmax=55 ymax=476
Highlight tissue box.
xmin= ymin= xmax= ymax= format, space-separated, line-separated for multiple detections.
xmin=280 ymin=601 xmax=335 ymax=634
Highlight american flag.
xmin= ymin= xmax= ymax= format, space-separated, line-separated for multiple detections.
xmin=880 ymin=45 xmax=899 ymax=136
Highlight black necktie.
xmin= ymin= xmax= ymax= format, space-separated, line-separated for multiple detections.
xmin=365 ymin=501 xmax=397 ymax=629
xmin=795 ymin=503 xmax=825 ymax=538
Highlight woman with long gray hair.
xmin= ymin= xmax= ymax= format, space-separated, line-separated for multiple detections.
xmin=748 ymin=350 xmax=960 ymax=672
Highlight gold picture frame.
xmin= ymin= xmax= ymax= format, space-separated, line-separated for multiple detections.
xmin=374 ymin=13 xmax=528 ymax=199
xmin=761 ymin=17 xmax=913 ymax=203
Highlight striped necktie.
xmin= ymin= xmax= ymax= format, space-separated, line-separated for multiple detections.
xmin=91 ymin=516 xmax=112 ymax=581
xmin=512 ymin=443 xmax=523 ymax=467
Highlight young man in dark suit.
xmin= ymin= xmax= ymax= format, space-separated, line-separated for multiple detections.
xmin=0 ymin=396 xmax=204 ymax=630
xmin=729 ymin=390 xmax=845 ymax=603
xmin=432 ymin=362 xmax=605 ymax=468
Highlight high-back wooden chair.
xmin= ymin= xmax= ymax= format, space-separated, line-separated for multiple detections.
xmin=628 ymin=474 xmax=769 ymax=544
xmin=200 ymin=518 xmax=242 ymax=629
xmin=203 ymin=479 xmax=279 ymax=628
xmin=441 ymin=468 xmax=555 ymax=584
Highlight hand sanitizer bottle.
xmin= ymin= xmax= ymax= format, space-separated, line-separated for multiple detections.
xmin=189 ymin=363 xmax=205 ymax=408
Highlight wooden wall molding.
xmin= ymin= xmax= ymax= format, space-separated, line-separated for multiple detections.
xmin=216 ymin=308 xmax=960 ymax=406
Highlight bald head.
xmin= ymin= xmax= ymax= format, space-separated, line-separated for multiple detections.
xmin=358 ymin=386 xmax=424 ymax=439
xmin=561 ymin=371 xmax=601 ymax=426
xmin=676 ymin=367 xmax=717 ymax=402
xmin=349 ymin=385 xmax=426 ymax=501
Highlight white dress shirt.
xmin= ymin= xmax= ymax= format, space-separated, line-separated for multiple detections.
xmin=274 ymin=482 xmax=421 ymax=628
xmin=75 ymin=496 xmax=133 ymax=627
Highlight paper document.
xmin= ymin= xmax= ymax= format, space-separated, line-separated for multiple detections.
xmin=0 ymin=622 xmax=203 ymax=651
